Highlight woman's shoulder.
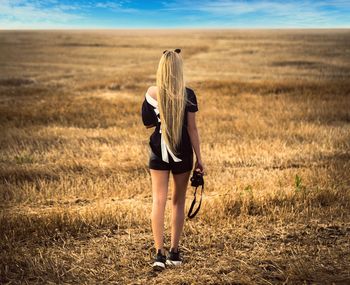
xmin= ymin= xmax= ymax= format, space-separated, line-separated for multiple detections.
xmin=147 ymin=86 xmax=158 ymax=101
xmin=147 ymin=85 xmax=195 ymax=100
xmin=185 ymin=87 xmax=198 ymax=112
xmin=185 ymin=87 xmax=197 ymax=101
xmin=185 ymin=86 xmax=194 ymax=92
xmin=185 ymin=86 xmax=197 ymax=99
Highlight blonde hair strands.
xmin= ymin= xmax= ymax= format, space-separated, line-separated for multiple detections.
xmin=156 ymin=50 xmax=189 ymax=156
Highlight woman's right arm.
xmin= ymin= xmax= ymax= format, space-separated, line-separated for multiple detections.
xmin=187 ymin=112 xmax=205 ymax=174
xmin=141 ymin=97 xmax=158 ymax=128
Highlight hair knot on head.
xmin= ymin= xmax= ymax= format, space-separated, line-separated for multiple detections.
xmin=163 ymin=48 xmax=181 ymax=54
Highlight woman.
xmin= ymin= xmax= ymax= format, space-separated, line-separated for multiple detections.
xmin=141 ymin=48 xmax=205 ymax=271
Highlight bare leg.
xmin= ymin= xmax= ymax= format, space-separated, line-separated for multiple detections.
xmin=150 ymin=169 xmax=170 ymax=255
xmin=171 ymin=170 xmax=191 ymax=251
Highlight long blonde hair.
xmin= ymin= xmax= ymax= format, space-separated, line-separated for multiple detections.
xmin=156 ymin=49 xmax=189 ymax=156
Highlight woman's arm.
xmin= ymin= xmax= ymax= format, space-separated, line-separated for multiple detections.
xmin=187 ymin=112 xmax=202 ymax=162
xmin=142 ymin=96 xmax=158 ymax=128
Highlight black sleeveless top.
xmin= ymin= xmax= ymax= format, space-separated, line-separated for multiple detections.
xmin=141 ymin=87 xmax=199 ymax=162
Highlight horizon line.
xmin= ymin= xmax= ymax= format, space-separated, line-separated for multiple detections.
xmin=1 ymin=27 xmax=349 ymax=31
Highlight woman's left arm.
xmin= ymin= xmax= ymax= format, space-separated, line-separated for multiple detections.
xmin=141 ymin=98 xmax=158 ymax=128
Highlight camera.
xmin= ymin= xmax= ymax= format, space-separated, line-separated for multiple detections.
xmin=188 ymin=170 xmax=204 ymax=219
xmin=190 ymin=170 xmax=204 ymax=187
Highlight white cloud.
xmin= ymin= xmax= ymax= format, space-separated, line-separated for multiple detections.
xmin=95 ymin=1 xmax=140 ymax=13
xmin=0 ymin=0 xmax=84 ymax=27
xmin=0 ymin=0 xmax=140 ymax=28
xmin=160 ymin=0 xmax=349 ymax=27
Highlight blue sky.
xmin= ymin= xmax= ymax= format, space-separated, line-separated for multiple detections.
xmin=0 ymin=0 xmax=349 ymax=29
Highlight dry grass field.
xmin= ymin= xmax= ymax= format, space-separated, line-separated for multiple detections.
xmin=0 ymin=29 xmax=350 ymax=284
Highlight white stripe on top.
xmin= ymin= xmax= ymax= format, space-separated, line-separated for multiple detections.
xmin=145 ymin=92 xmax=182 ymax=163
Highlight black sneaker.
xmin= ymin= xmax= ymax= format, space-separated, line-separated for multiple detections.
xmin=152 ymin=249 xmax=166 ymax=271
xmin=166 ymin=247 xmax=183 ymax=266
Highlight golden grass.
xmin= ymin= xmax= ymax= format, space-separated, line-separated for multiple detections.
xmin=0 ymin=29 xmax=350 ymax=284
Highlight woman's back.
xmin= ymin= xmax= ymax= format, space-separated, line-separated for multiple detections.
xmin=141 ymin=86 xmax=199 ymax=160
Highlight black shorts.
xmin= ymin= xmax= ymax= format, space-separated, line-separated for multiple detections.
xmin=149 ymin=148 xmax=193 ymax=174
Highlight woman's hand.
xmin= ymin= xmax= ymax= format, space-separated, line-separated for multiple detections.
xmin=194 ymin=158 xmax=206 ymax=175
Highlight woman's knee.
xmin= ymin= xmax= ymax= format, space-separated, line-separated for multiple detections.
xmin=172 ymin=182 xmax=187 ymax=205
xmin=171 ymin=193 xmax=186 ymax=207
xmin=152 ymin=193 xmax=167 ymax=208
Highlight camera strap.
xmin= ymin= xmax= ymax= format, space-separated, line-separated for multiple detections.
xmin=187 ymin=184 xmax=204 ymax=219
